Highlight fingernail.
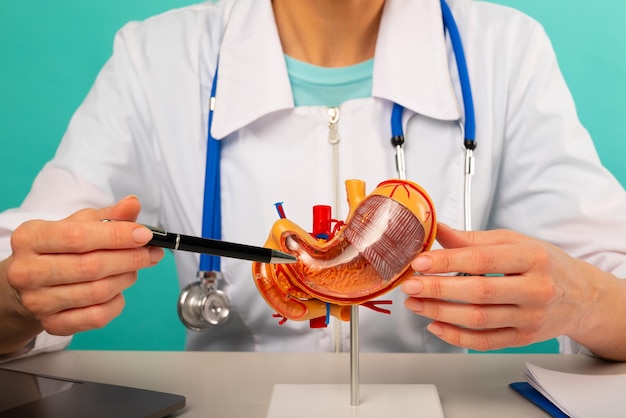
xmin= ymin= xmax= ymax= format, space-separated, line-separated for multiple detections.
xmin=401 ymin=279 xmax=423 ymax=295
xmin=133 ymin=226 xmax=153 ymax=244
xmin=149 ymin=247 xmax=165 ymax=264
xmin=412 ymin=255 xmax=432 ymax=272
xmin=427 ymin=323 xmax=443 ymax=337
xmin=405 ymin=298 xmax=423 ymax=312
xmin=121 ymin=194 xmax=138 ymax=202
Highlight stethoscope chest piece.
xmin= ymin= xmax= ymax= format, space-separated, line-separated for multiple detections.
xmin=177 ymin=271 xmax=231 ymax=331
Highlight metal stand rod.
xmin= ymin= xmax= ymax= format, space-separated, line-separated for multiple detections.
xmin=350 ymin=305 xmax=360 ymax=406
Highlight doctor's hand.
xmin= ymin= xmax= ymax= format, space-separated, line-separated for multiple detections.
xmin=0 ymin=196 xmax=164 ymax=355
xmin=401 ymin=223 xmax=626 ymax=361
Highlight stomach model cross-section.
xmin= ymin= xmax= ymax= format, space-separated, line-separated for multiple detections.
xmin=251 ymin=179 xmax=437 ymax=328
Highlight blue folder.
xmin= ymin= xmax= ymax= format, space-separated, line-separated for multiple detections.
xmin=509 ymin=381 xmax=569 ymax=418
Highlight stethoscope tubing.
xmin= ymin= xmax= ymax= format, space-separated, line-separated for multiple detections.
xmin=201 ymin=66 xmax=222 ymax=273
xmin=392 ymin=0 xmax=476 ymax=230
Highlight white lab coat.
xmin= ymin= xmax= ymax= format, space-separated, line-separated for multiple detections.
xmin=1 ymin=0 xmax=625 ymax=359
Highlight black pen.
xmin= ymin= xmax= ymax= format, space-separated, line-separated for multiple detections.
xmin=144 ymin=225 xmax=297 ymax=264
xmin=101 ymin=220 xmax=296 ymax=264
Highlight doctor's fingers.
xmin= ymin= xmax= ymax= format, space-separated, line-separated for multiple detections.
xmin=401 ymin=273 xmax=555 ymax=307
xmin=16 ymin=271 xmax=138 ymax=319
xmin=434 ymin=223 xmax=528 ymax=250
xmin=420 ymin=320 xmax=540 ymax=352
xmin=7 ymin=246 xmax=164 ymax=289
xmin=39 ymin=293 xmax=127 ymax=336
xmin=11 ymin=217 xmax=154 ymax=255
xmin=411 ymin=239 xmax=548 ymax=276
xmin=404 ymin=297 xmax=546 ymax=334
xmin=69 ymin=195 xmax=142 ymax=223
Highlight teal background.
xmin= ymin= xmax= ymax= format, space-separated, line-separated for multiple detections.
xmin=1 ymin=1 xmax=624 ymax=353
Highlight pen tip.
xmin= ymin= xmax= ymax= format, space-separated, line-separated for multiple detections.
xmin=269 ymin=250 xmax=298 ymax=264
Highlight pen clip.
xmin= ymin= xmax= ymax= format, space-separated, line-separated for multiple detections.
xmin=144 ymin=224 xmax=167 ymax=237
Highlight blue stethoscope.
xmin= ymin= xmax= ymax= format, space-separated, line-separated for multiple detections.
xmin=176 ymin=0 xmax=476 ymax=331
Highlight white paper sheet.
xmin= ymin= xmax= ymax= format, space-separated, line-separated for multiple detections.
xmin=522 ymin=362 xmax=626 ymax=418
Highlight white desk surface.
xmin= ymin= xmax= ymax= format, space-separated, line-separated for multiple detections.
xmin=4 ymin=351 xmax=626 ymax=417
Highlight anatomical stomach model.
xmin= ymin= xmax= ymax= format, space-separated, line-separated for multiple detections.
xmin=251 ymin=179 xmax=437 ymax=328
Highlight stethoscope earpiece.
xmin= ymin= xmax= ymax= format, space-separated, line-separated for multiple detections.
xmin=177 ymin=271 xmax=230 ymax=331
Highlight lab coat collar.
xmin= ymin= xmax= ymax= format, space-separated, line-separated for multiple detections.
xmin=211 ymin=0 xmax=461 ymax=139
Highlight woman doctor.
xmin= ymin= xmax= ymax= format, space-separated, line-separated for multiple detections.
xmin=1 ymin=0 xmax=626 ymax=361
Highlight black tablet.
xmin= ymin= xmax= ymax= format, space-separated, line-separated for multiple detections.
xmin=0 ymin=367 xmax=185 ymax=418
